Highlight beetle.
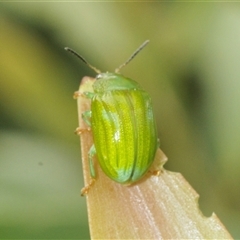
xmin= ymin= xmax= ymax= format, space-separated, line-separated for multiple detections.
xmin=65 ymin=40 xmax=159 ymax=194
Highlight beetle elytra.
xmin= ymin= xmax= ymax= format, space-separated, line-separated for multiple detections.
xmin=65 ymin=40 xmax=159 ymax=195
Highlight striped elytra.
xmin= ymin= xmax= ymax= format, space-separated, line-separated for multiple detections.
xmin=91 ymin=73 xmax=158 ymax=183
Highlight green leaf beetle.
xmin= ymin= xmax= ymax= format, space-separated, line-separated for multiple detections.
xmin=65 ymin=40 xmax=159 ymax=194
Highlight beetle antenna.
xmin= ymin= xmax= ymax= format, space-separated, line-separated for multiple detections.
xmin=65 ymin=47 xmax=101 ymax=74
xmin=115 ymin=40 xmax=149 ymax=73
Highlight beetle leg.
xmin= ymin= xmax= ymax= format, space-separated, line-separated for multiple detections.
xmin=81 ymin=145 xmax=97 ymax=196
xmin=75 ymin=111 xmax=92 ymax=135
xmin=81 ymin=178 xmax=95 ymax=196
xmin=88 ymin=144 xmax=97 ymax=178
xmin=148 ymin=169 xmax=162 ymax=176
xmin=82 ymin=110 xmax=92 ymax=127
xmin=83 ymin=91 xmax=95 ymax=99
xmin=73 ymin=91 xmax=83 ymax=99
xmin=73 ymin=91 xmax=94 ymax=99
xmin=74 ymin=127 xmax=91 ymax=135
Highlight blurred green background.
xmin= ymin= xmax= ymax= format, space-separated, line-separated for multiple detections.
xmin=1 ymin=2 xmax=240 ymax=239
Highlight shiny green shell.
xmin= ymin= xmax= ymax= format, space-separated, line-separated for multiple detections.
xmin=91 ymin=72 xmax=158 ymax=183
